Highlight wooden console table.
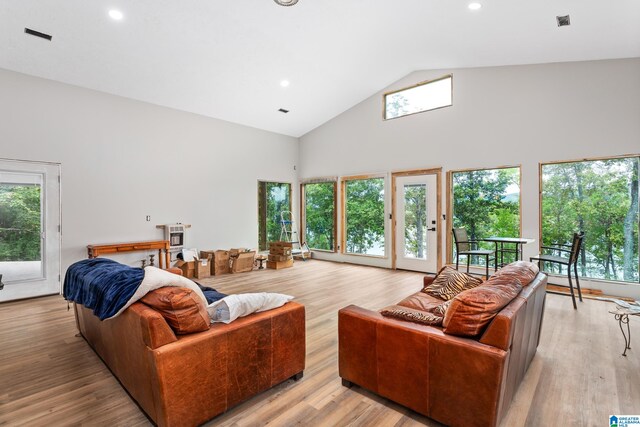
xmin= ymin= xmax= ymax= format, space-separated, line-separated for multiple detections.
xmin=87 ymin=240 xmax=171 ymax=269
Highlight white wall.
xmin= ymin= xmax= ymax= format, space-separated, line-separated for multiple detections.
xmin=299 ymin=58 xmax=640 ymax=297
xmin=0 ymin=68 xmax=299 ymax=273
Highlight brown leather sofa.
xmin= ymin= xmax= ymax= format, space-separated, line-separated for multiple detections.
xmin=74 ymin=298 xmax=305 ymax=427
xmin=338 ymin=263 xmax=547 ymax=427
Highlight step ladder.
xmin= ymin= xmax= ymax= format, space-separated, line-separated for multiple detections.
xmin=279 ymin=211 xmax=311 ymax=260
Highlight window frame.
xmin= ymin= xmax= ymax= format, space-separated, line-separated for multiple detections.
xmin=538 ymin=154 xmax=640 ymax=284
xmin=300 ymin=179 xmax=338 ymax=253
xmin=446 ymin=165 xmax=523 ymax=265
xmin=340 ymin=174 xmax=387 ymax=258
xmin=383 ymin=74 xmax=453 ymax=121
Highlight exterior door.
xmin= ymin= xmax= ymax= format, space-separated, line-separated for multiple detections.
xmin=0 ymin=159 xmax=61 ymax=302
xmin=394 ymin=174 xmax=438 ymax=273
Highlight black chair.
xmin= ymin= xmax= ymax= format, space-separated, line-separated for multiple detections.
xmin=530 ymin=232 xmax=584 ymax=309
xmin=452 ymin=228 xmax=495 ymax=279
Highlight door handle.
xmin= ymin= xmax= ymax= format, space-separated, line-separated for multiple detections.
xmin=427 ymin=227 xmax=436 ymax=232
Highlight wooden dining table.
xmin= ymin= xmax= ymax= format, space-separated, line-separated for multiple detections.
xmin=482 ymin=237 xmax=536 ymax=268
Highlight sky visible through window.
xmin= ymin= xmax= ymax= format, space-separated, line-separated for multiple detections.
xmin=385 ymin=76 xmax=452 ymax=120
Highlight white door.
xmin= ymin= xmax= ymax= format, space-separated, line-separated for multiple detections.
xmin=0 ymin=159 xmax=61 ymax=302
xmin=394 ymin=174 xmax=438 ymax=273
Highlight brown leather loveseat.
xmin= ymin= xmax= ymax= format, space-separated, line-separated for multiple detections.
xmin=75 ymin=295 xmax=305 ymax=427
xmin=338 ymin=262 xmax=547 ymax=427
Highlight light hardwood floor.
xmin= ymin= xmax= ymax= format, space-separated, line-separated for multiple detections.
xmin=0 ymin=260 xmax=638 ymax=426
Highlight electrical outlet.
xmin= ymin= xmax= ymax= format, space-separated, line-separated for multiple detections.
xmin=146 ymin=215 xmax=151 ymax=222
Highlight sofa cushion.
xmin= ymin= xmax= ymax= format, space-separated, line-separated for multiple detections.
xmin=489 ymin=260 xmax=539 ymax=286
xmin=432 ymin=299 xmax=453 ymax=317
xmin=140 ymin=287 xmax=210 ymax=334
xmin=422 ymin=266 xmax=483 ymax=301
xmin=380 ymin=305 xmax=444 ymax=326
xmin=442 ymin=278 xmax=523 ymax=337
xmin=397 ymin=292 xmax=443 ymax=312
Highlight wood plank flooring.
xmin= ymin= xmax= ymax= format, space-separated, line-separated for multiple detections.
xmin=0 ymin=260 xmax=638 ymax=426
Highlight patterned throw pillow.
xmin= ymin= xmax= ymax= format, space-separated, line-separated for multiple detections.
xmin=432 ymin=299 xmax=453 ymax=317
xmin=380 ymin=305 xmax=444 ymax=326
xmin=422 ymin=266 xmax=483 ymax=301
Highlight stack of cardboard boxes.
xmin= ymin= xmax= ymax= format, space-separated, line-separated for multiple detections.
xmin=174 ymin=249 xmax=256 ymax=277
xmin=267 ymin=242 xmax=294 ymax=269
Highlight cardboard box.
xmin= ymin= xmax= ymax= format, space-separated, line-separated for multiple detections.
xmin=231 ymin=251 xmax=255 ymax=273
xmin=270 ymin=248 xmax=292 ymax=256
xmin=174 ymin=260 xmax=195 ymax=278
xmin=213 ymin=250 xmax=230 ymax=275
xmin=269 ymin=241 xmax=293 ymax=248
xmin=267 ymin=258 xmax=293 ymax=270
xmin=268 ymin=254 xmax=291 ymax=262
xmin=270 ymin=240 xmax=292 ymax=256
xmin=200 ymin=250 xmax=217 ymax=275
xmin=229 ymin=248 xmax=247 ymax=258
xmin=193 ymin=254 xmax=212 ymax=279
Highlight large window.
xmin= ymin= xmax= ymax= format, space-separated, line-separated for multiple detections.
xmin=258 ymin=181 xmax=291 ymax=251
xmin=302 ymin=181 xmax=336 ymax=251
xmin=384 ymin=75 xmax=452 ymax=120
xmin=541 ymin=156 xmax=639 ymax=283
xmin=342 ymin=176 xmax=386 ymax=256
xmin=449 ymin=167 xmax=521 ymax=264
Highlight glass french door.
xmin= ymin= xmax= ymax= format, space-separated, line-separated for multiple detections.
xmin=0 ymin=159 xmax=61 ymax=302
xmin=394 ymin=174 xmax=438 ymax=273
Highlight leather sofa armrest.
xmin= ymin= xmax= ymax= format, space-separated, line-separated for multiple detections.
xmin=423 ymin=274 xmax=436 ymax=288
xmin=129 ymin=303 xmax=178 ymax=349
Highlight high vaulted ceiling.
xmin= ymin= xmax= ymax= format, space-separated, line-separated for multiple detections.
xmin=1 ymin=1 xmax=639 ymax=137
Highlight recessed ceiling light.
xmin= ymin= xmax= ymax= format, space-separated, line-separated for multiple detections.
xmin=468 ymin=3 xmax=482 ymax=10
xmin=109 ymin=10 xmax=123 ymax=20
xmin=280 ymin=80 xmax=290 ymax=87
xmin=274 ymin=0 xmax=299 ymax=6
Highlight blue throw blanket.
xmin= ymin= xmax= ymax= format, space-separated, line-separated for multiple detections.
xmin=64 ymin=258 xmax=228 ymax=320
xmin=194 ymin=282 xmax=228 ymax=305
xmin=64 ymin=258 xmax=145 ymax=320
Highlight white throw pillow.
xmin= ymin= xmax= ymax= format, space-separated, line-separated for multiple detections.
xmin=109 ymin=266 xmax=208 ymax=319
xmin=207 ymin=293 xmax=294 ymax=324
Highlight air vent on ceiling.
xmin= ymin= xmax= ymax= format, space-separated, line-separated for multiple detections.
xmin=556 ymin=15 xmax=571 ymax=27
xmin=24 ymin=28 xmax=53 ymax=41
xmin=278 ymin=108 xmax=290 ymax=114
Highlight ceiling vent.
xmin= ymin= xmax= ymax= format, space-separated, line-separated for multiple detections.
xmin=556 ymin=15 xmax=571 ymax=27
xmin=24 ymin=28 xmax=52 ymax=41
xmin=278 ymin=108 xmax=290 ymax=113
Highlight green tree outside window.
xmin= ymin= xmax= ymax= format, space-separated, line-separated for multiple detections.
xmin=345 ymin=178 xmax=385 ymax=255
xmin=0 ymin=184 xmax=42 ymax=261
xmin=304 ymin=182 xmax=335 ymax=251
xmin=541 ymin=158 xmax=639 ymax=282
xmin=452 ymin=168 xmax=520 ymax=265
